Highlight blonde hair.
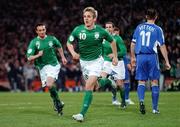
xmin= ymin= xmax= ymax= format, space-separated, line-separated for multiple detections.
xmin=83 ymin=7 xmax=98 ymax=19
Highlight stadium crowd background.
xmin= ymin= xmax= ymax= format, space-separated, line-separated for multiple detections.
xmin=0 ymin=0 xmax=179 ymax=92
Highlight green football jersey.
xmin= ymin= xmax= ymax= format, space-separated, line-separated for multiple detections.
xmin=26 ymin=35 xmax=62 ymax=69
xmin=103 ymin=34 xmax=127 ymax=62
xmin=67 ymin=25 xmax=113 ymax=61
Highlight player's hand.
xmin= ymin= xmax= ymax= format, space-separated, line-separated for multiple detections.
xmin=108 ymin=53 xmax=114 ymax=59
xmin=112 ymin=57 xmax=118 ymax=66
xmin=127 ymin=64 xmax=132 ymax=71
xmin=165 ymin=62 xmax=171 ymax=70
xmin=130 ymin=58 xmax=136 ymax=72
xmin=61 ymin=57 xmax=67 ymax=65
xmin=72 ymin=52 xmax=80 ymax=60
xmin=29 ymin=59 xmax=35 ymax=64
xmin=131 ymin=58 xmax=136 ymax=67
xmin=38 ymin=50 xmax=43 ymax=57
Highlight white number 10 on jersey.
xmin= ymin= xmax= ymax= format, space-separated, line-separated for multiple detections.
xmin=79 ymin=33 xmax=86 ymax=40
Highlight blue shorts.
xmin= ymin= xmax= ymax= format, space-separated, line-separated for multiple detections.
xmin=135 ymin=54 xmax=160 ymax=80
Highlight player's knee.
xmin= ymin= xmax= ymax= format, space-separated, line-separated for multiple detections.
xmin=46 ymin=80 xmax=55 ymax=87
xmin=138 ymin=80 xmax=146 ymax=84
xmin=116 ymin=80 xmax=124 ymax=87
xmin=85 ymin=88 xmax=93 ymax=91
xmin=151 ymin=80 xmax=158 ymax=86
xmin=85 ymin=84 xmax=94 ymax=91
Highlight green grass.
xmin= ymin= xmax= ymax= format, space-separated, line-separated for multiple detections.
xmin=0 ymin=91 xmax=180 ymax=127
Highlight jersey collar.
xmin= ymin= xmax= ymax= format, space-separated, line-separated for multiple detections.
xmin=84 ymin=25 xmax=96 ymax=30
xmin=37 ymin=35 xmax=47 ymax=39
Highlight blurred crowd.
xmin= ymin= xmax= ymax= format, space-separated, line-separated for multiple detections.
xmin=0 ymin=0 xmax=179 ymax=91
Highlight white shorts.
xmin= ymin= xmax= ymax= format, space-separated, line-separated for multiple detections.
xmin=39 ymin=64 xmax=60 ymax=87
xmin=102 ymin=60 xmax=125 ymax=80
xmin=80 ymin=57 xmax=104 ymax=80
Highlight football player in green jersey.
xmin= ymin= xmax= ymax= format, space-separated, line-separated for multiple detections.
xmin=26 ymin=23 xmax=67 ymax=115
xmin=67 ymin=7 xmax=118 ymax=122
xmin=113 ymin=27 xmax=135 ymax=105
xmin=98 ymin=22 xmax=127 ymax=108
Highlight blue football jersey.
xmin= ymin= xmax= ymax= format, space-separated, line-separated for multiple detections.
xmin=132 ymin=22 xmax=165 ymax=54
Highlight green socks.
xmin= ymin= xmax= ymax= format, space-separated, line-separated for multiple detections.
xmin=98 ymin=77 xmax=112 ymax=88
xmin=80 ymin=90 xmax=93 ymax=116
xmin=49 ymin=86 xmax=60 ymax=102
xmin=119 ymin=87 xmax=125 ymax=103
xmin=112 ymin=87 xmax=117 ymax=101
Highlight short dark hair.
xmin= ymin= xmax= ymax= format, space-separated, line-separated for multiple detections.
xmin=34 ymin=23 xmax=46 ymax=31
xmin=114 ymin=27 xmax=120 ymax=32
xmin=105 ymin=21 xmax=115 ymax=28
xmin=146 ymin=8 xmax=158 ymax=20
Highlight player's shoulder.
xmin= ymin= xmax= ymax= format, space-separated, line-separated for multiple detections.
xmin=154 ymin=24 xmax=163 ymax=31
xmin=30 ymin=37 xmax=38 ymax=43
xmin=114 ymin=35 xmax=124 ymax=43
xmin=47 ymin=35 xmax=57 ymax=40
xmin=113 ymin=34 xmax=122 ymax=40
xmin=136 ymin=22 xmax=145 ymax=28
xmin=95 ymin=24 xmax=105 ymax=30
xmin=95 ymin=25 xmax=108 ymax=35
xmin=146 ymin=23 xmax=163 ymax=33
xmin=113 ymin=34 xmax=120 ymax=38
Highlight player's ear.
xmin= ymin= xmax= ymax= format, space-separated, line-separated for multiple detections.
xmin=35 ymin=30 xmax=38 ymax=34
xmin=93 ymin=17 xmax=97 ymax=22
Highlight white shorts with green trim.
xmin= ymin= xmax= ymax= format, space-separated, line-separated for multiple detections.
xmin=39 ymin=64 xmax=60 ymax=87
xmin=80 ymin=57 xmax=103 ymax=80
xmin=102 ymin=60 xmax=125 ymax=80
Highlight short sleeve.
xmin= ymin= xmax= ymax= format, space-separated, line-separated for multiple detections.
xmin=67 ymin=27 xmax=78 ymax=44
xmin=103 ymin=29 xmax=114 ymax=43
xmin=53 ymin=36 xmax=62 ymax=48
xmin=26 ymin=40 xmax=36 ymax=58
xmin=157 ymin=27 xmax=165 ymax=46
xmin=131 ymin=26 xmax=138 ymax=44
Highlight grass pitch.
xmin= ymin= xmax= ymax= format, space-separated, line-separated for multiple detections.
xmin=0 ymin=91 xmax=179 ymax=127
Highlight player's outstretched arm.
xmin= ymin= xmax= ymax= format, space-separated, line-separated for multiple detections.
xmin=160 ymin=44 xmax=171 ymax=70
xmin=130 ymin=42 xmax=136 ymax=72
xmin=110 ymin=40 xmax=118 ymax=66
xmin=67 ymin=43 xmax=80 ymax=60
xmin=57 ymin=48 xmax=67 ymax=65
xmin=27 ymin=51 xmax=43 ymax=61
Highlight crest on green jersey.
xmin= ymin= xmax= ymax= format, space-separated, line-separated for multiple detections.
xmin=48 ymin=41 xmax=53 ymax=47
xmin=94 ymin=32 xmax=99 ymax=40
